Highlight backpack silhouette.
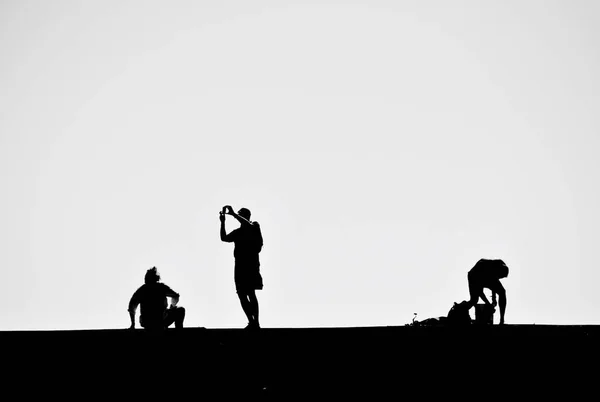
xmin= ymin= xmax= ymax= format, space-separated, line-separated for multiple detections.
xmin=253 ymin=222 xmax=263 ymax=253
xmin=446 ymin=301 xmax=472 ymax=326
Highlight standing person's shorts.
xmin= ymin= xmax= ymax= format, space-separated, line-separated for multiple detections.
xmin=234 ymin=259 xmax=263 ymax=293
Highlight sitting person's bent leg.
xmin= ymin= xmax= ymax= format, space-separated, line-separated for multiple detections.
xmin=174 ymin=307 xmax=185 ymax=329
xmin=164 ymin=307 xmax=186 ymax=329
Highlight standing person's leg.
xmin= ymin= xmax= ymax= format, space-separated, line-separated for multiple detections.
xmin=235 ymin=262 xmax=254 ymax=328
xmin=247 ymin=290 xmax=259 ymax=328
xmin=237 ymin=290 xmax=254 ymax=328
xmin=466 ymin=272 xmax=482 ymax=309
xmin=175 ymin=307 xmax=186 ymax=328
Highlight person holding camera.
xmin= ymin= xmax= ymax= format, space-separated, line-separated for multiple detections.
xmin=220 ymin=205 xmax=264 ymax=330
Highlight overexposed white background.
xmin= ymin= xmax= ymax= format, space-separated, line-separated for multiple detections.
xmin=1 ymin=0 xmax=599 ymax=330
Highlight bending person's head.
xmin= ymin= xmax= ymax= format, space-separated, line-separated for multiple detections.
xmin=145 ymin=266 xmax=161 ymax=284
xmin=495 ymin=260 xmax=509 ymax=279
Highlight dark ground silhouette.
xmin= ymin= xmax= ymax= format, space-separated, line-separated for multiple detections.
xmin=2 ymin=325 xmax=598 ymax=399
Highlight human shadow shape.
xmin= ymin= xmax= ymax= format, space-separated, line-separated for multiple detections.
xmin=220 ymin=205 xmax=264 ymax=330
xmin=411 ymin=258 xmax=509 ymax=328
xmin=128 ymin=266 xmax=185 ymax=331
xmin=465 ymin=258 xmax=508 ymax=324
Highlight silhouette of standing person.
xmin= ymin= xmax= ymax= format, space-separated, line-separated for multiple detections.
xmin=465 ymin=259 xmax=509 ymax=324
xmin=220 ymin=205 xmax=264 ymax=329
xmin=128 ymin=267 xmax=186 ymax=330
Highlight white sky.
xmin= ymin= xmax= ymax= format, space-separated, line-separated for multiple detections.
xmin=1 ymin=0 xmax=599 ymax=330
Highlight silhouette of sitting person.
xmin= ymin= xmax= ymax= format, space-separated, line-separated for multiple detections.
xmin=128 ymin=267 xmax=185 ymax=330
xmin=220 ymin=205 xmax=264 ymax=329
xmin=465 ymin=259 xmax=509 ymax=324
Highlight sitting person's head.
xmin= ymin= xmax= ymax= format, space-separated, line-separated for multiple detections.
xmin=145 ymin=266 xmax=160 ymax=284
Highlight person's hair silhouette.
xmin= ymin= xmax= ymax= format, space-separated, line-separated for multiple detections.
xmin=128 ymin=267 xmax=185 ymax=331
xmin=220 ymin=205 xmax=264 ymax=329
xmin=465 ymin=259 xmax=509 ymax=324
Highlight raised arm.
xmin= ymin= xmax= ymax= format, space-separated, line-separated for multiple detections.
xmin=224 ymin=205 xmax=252 ymax=228
xmin=220 ymin=210 xmax=234 ymax=242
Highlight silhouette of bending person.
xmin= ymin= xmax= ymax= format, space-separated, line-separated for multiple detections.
xmin=220 ymin=205 xmax=264 ymax=329
xmin=128 ymin=267 xmax=186 ymax=330
xmin=465 ymin=259 xmax=509 ymax=325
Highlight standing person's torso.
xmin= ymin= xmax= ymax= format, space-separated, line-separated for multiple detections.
xmin=232 ymin=223 xmax=262 ymax=260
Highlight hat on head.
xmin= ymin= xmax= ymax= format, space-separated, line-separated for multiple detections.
xmin=238 ymin=208 xmax=251 ymax=220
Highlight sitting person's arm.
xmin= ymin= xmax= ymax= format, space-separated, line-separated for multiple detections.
xmin=169 ymin=294 xmax=180 ymax=308
xmin=128 ymin=290 xmax=140 ymax=329
xmin=163 ymin=284 xmax=181 ymax=308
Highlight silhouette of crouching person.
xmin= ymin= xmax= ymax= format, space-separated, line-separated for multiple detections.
xmin=465 ymin=259 xmax=508 ymax=325
xmin=128 ymin=267 xmax=186 ymax=331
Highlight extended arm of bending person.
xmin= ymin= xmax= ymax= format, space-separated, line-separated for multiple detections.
xmin=479 ymin=289 xmax=492 ymax=306
xmin=491 ymin=282 xmax=507 ymax=324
